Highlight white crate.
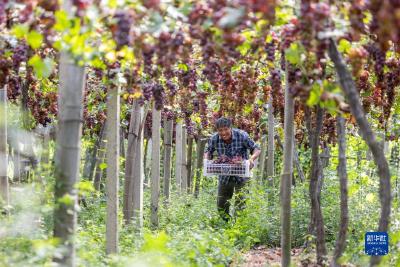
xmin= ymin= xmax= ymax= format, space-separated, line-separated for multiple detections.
xmin=203 ymin=159 xmax=251 ymax=177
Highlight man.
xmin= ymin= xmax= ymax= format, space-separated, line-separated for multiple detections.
xmin=204 ymin=117 xmax=261 ymax=221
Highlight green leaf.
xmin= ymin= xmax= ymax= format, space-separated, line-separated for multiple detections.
xmin=307 ymin=82 xmax=322 ymax=107
xmin=99 ymin=162 xmax=107 ymax=170
xmin=338 ymin=39 xmax=351 ymax=54
xmin=243 ymin=104 xmax=253 ymax=115
xmin=12 ymin=24 xmax=29 ymax=39
xmin=177 ymin=63 xmax=189 ymax=72
xmin=58 ymin=193 xmax=74 ymax=206
xmin=76 ymin=180 xmax=95 ymax=192
xmin=141 ymin=231 xmax=170 ymax=253
xmin=28 ymin=55 xmax=55 ymax=79
xmin=54 ymin=10 xmax=71 ymax=31
xmin=237 ymin=41 xmax=251 ymax=56
xmin=90 ymin=57 xmax=106 ymax=69
xmin=27 ymin=30 xmax=43 ymax=49
xmin=285 ymin=42 xmax=303 ymax=65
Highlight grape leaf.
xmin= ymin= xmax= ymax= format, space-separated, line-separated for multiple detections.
xmin=27 ymin=30 xmax=43 ymax=49
xmin=28 ymin=55 xmax=55 ymax=79
xmin=285 ymin=42 xmax=303 ymax=65
xmin=12 ymin=24 xmax=29 ymax=39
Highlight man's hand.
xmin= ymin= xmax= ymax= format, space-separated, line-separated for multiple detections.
xmin=249 ymin=158 xmax=254 ymax=169
xmin=249 ymin=148 xmax=261 ymax=169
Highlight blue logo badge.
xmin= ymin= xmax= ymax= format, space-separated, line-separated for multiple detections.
xmin=365 ymin=232 xmax=389 ymax=256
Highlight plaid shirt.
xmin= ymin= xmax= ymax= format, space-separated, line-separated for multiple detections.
xmin=205 ymin=128 xmax=260 ymax=184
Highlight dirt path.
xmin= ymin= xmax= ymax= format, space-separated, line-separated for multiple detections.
xmin=236 ymin=246 xmax=313 ymax=267
xmin=233 ymin=246 xmax=357 ymax=267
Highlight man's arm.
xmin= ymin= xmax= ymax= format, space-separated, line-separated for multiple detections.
xmin=249 ymin=148 xmax=261 ymax=168
xmin=243 ymin=132 xmax=261 ymax=168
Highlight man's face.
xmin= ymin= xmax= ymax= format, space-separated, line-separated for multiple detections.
xmin=217 ymin=126 xmax=232 ymax=142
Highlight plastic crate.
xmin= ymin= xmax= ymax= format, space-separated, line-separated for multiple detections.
xmin=203 ymin=159 xmax=251 ymax=177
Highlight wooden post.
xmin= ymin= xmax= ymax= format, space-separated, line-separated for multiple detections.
xmin=93 ymin=122 xmax=107 ymax=191
xmin=123 ymin=100 xmax=140 ymax=224
xmin=194 ymin=138 xmax=206 ymax=198
xmin=106 ymin=84 xmax=120 ymax=254
xmin=258 ymin=135 xmax=267 ymax=180
xmin=181 ymin=126 xmax=188 ymax=192
xmin=187 ymin=136 xmax=194 ymax=193
xmin=0 ymin=85 xmax=9 ymax=208
xmin=151 ymin=106 xmax=161 ymax=227
xmin=53 ymin=33 xmax=86 ymax=266
xmin=133 ymin=104 xmax=147 ymax=228
xmin=281 ymin=64 xmax=294 ymax=267
xmin=175 ymin=122 xmax=183 ymax=191
xmin=267 ymin=96 xmax=275 ymax=185
xmin=163 ymin=119 xmax=173 ymax=200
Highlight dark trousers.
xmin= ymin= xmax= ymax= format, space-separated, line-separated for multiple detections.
xmin=217 ymin=180 xmax=248 ymax=221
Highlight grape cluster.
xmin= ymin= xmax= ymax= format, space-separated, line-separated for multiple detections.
xmin=0 ymin=0 xmax=6 ymax=25
xmin=269 ymin=68 xmax=284 ymax=120
xmin=0 ymin=56 xmax=12 ymax=87
xmin=112 ymin=11 xmax=133 ymax=50
xmin=364 ymin=43 xmax=385 ymax=82
xmin=12 ymin=43 xmax=28 ymax=70
xmin=298 ymin=1 xmax=331 ymax=64
xmin=265 ymin=34 xmax=277 ymax=62
xmin=162 ymin=108 xmax=175 ymax=121
xmin=213 ymin=155 xmax=243 ymax=164
xmin=82 ymin=70 xmax=108 ymax=135
xmin=368 ymin=0 xmax=400 ymax=51
xmin=347 ymin=46 xmax=369 ymax=77
xmin=249 ymin=0 xmax=276 ymax=21
xmin=152 ymin=82 xmax=164 ymax=110
xmin=18 ymin=2 xmax=34 ymax=24
xmin=140 ymin=82 xmax=153 ymax=103
xmin=143 ymin=0 xmax=160 ymax=10
xmin=348 ymin=0 xmax=367 ymax=40
xmin=38 ymin=0 xmax=59 ymax=12
xmin=27 ymin=84 xmax=58 ymax=126
xmin=7 ymin=76 xmax=21 ymax=101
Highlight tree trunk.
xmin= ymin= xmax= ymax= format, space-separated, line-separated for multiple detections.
xmin=187 ymin=136 xmax=193 ymax=193
xmin=181 ymin=127 xmax=188 ymax=192
xmin=22 ymin=48 xmax=33 ymax=129
xmin=308 ymin=107 xmax=327 ymax=265
xmin=328 ymin=39 xmax=391 ymax=267
xmin=0 ymin=85 xmax=9 ymax=209
xmin=151 ymin=107 xmax=161 ymax=227
xmin=86 ymin=124 xmax=105 ymax=181
xmin=281 ymin=64 xmax=294 ymax=267
xmin=258 ymin=135 xmax=267 ymax=180
xmin=267 ymin=96 xmax=275 ymax=186
xmin=175 ymin=122 xmax=183 ymax=191
xmin=144 ymin=138 xmax=151 ymax=187
xmin=53 ymin=49 xmax=86 ymax=266
xmin=163 ymin=119 xmax=173 ymax=201
xmin=194 ymin=138 xmax=206 ymax=198
xmin=93 ymin=122 xmax=107 ymax=191
xmin=41 ymin=125 xmax=51 ymax=167
xmin=105 ymin=84 xmax=119 ymax=254
xmin=293 ymin=144 xmax=305 ymax=183
xmin=331 ymin=115 xmax=349 ymax=267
